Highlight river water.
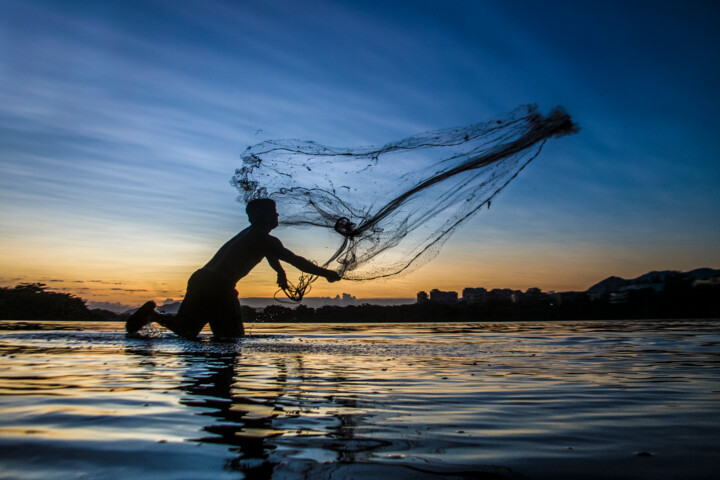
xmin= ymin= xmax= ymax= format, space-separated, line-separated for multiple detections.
xmin=0 ymin=320 xmax=718 ymax=479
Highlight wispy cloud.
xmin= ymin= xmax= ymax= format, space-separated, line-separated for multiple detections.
xmin=1 ymin=0 xmax=719 ymax=300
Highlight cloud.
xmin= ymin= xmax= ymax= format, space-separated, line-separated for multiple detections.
xmin=1 ymin=0 xmax=719 ymax=297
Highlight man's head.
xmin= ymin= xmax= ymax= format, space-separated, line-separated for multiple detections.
xmin=246 ymin=198 xmax=279 ymax=230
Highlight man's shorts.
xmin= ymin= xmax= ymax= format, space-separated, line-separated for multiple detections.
xmin=175 ymin=268 xmax=245 ymax=338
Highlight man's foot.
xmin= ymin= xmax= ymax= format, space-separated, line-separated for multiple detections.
xmin=126 ymin=301 xmax=157 ymax=334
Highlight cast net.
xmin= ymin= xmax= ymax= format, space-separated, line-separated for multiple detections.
xmin=232 ymin=105 xmax=578 ymax=300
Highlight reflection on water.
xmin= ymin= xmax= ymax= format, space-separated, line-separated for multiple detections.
xmin=0 ymin=320 xmax=719 ymax=479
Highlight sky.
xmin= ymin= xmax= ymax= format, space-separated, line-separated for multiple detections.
xmin=1 ymin=0 xmax=719 ymax=310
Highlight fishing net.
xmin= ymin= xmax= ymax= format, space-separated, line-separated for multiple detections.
xmin=232 ymin=104 xmax=578 ymax=301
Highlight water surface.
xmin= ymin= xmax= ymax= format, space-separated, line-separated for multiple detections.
xmin=1 ymin=320 xmax=719 ymax=479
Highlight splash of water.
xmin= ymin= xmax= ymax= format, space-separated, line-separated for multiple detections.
xmin=232 ymin=105 xmax=577 ymax=299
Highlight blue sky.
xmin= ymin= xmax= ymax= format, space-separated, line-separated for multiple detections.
xmin=1 ymin=0 xmax=719 ymax=308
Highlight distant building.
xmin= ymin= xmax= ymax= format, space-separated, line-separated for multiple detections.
xmin=462 ymin=287 xmax=488 ymax=303
xmin=513 ymin=287 xmax=549 ymax=303
xmin=609 ymin=291 xmax=629 ymax=304
xmin=488 ymin=288 xmax=515 ymax=302
xmin=416 ymin=291 xmax=429 ymax=303
xmin=622 ymin=283 xmax=663 ymax=293
xmin=693 ymin=276 xmax=720 ymax=287
xmin=429 ymin=289 xmax=458 ymax=304
xmin=610 ymin=284 xmax=662 ymax=304
xmin=551 ymin=291 xmax=589 ymax=305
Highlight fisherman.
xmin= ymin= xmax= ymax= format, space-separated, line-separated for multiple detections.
xmin=126 ymin=198 xmax=340 ymax=338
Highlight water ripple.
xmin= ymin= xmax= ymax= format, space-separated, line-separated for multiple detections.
xmin=1 ymin=320 xmax=719 ymax=479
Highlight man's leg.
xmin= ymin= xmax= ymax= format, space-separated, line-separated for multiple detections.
xmin=126 ymin=300 xmax=203 ymax=338
xmin=154 ymin=312 xmax=203 ymax=339
xmin=152 ymin=270 xmax=212 ymax=339
xmin=208 ymin=289 xmax=245 ymax=338
xmin=126 ymin=301 xmax=157 ymax=334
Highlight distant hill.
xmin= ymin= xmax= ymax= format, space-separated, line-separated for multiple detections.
xmin=686 ymin=268 xmax=720 ymax=280
xmin=586 ymin=276 xmax=627 ymax=297
xmin=86 ymin=300 xmax=135 ymax=314
xmin=587 ymin=268 xmax=720 ymax=296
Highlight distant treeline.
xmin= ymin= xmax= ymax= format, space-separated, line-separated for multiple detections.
xmin=0 ymin=283 xmax=115 ymax=321
xmin=252 ymin=280 xmax=720 ymax=323
xmin=1 ymin=280 xmax=718 ymax=323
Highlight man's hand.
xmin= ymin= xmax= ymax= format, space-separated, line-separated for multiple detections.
xmin=277 ymin=272 xmax=289 ymax=290
xmin=325 ymin=271 xmax=341 ymax=283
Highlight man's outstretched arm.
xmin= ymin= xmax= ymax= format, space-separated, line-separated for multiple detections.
xmin=268 ymin=237 xmax=340 ymax=282
xmin=280 ymin=249 xmax=340 ymax=282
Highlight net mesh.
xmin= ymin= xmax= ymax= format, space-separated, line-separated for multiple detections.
xmin=232 ymin=105 xmax=577 ymax=299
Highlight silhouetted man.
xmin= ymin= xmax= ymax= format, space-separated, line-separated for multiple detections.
xmin=126 ymin=198 xmax=340 ymax=338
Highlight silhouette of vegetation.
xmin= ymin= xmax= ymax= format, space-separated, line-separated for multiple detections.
xmin=0 ymin=283 xmax=105 ymax=321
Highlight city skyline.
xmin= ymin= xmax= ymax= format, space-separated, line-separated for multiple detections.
xmin=2 ymin=1 xmax=719 ymax=309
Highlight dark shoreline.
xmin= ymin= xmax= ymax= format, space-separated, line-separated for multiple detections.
xmin=2 ymin=279 xmax=718 ymax=323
